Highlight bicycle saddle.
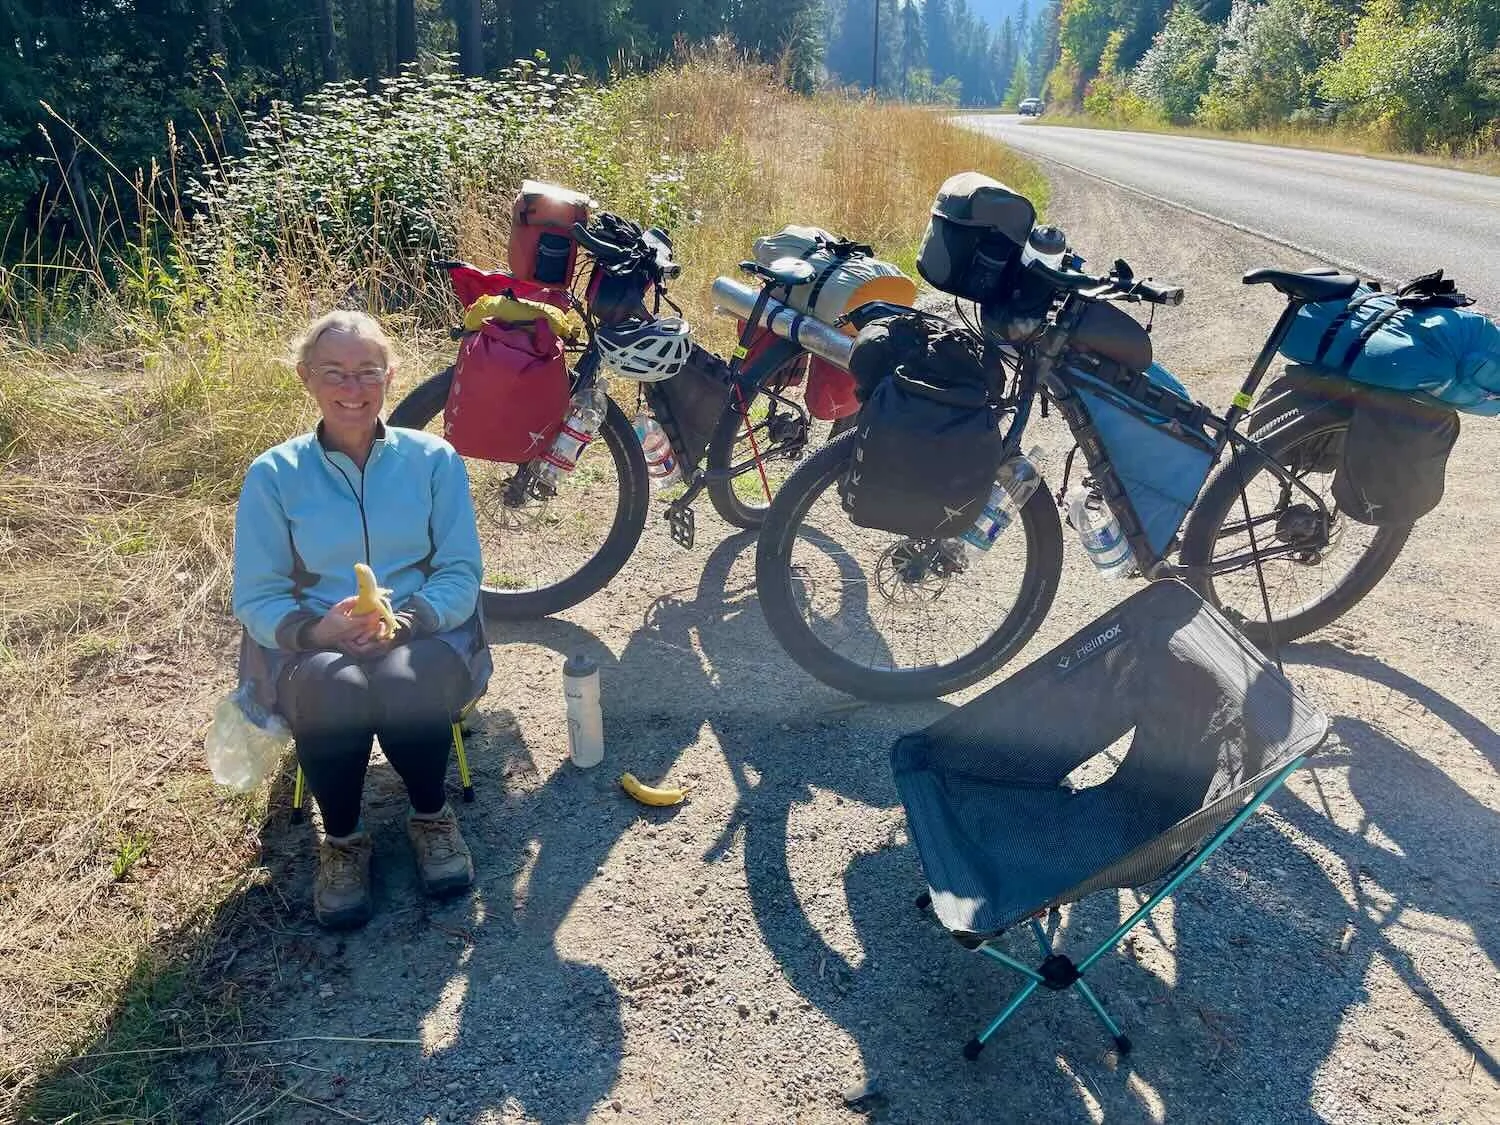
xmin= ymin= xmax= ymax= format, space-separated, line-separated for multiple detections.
xmin=1243 ymin=268 xmax=1359 ymax=303
xmin=740 ymin=257 xmax=816 ymax=288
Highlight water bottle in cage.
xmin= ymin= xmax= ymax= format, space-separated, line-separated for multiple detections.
xmin=1067 ymin=484 xmax=1135 ymax=579
xmin=633 ymin=412 xmax=682 ymax=490
xmin=534 ymin=382 xmax=608 ymax=494
xmin=958 ymin=446 xmax=1044 ymax=558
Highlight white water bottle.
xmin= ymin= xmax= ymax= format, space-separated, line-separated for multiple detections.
xmin=633 ymin=412 xmax=682 ymax=489
xmin=959 ymin=445 xmax=1045 ymax=557
xmin=563 ymin=653 xmax=604 ymax=768
xmin=535 ymin=382 xmax=608 ymax=494
xmin=1067 ymin=485 xmax=1135 ymax=579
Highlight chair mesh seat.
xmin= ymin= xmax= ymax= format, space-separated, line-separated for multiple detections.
xmin=892 ymin=580 xmax=1328 ymax=940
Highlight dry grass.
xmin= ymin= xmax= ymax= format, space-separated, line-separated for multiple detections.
xmin=0 ymin=57 xmax=1043 ymax=1119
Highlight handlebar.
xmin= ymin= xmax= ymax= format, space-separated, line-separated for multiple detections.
xmin=1027 ymin=257 xmax=1184 ymax=306
xmin=571 ymin=221 xmax=622 ymax=262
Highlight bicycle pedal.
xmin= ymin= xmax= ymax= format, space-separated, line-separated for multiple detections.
xmin=667 ymin=504 xmax=695 ymax=549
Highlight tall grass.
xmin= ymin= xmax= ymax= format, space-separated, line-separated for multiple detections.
xmin=0 ymin=53 xmax=1044 ymax=1118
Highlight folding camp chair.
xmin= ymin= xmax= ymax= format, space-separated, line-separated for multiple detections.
xmin=289 ymin=699 xmax=479 ymax=824
xmin=891 ymin=579 xmax=1328 ymax=1059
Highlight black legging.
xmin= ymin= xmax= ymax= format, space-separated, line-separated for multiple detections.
xmin=277 ymin=638 xmax=470 ymax=837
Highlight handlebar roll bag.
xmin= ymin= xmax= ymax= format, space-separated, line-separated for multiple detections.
xmin=445 ymin=317 xmax=570 ymax=464
xmin=509 ymin=180 xmax=593 ymax=288
xmin=917 ymin=171 xmax=1037 ymax=303
xmin=753 ymin=224 xmax=917 ymax=331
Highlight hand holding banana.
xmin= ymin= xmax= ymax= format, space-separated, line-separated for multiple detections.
xmin=352 ymin=562 xmax=399 ymax=640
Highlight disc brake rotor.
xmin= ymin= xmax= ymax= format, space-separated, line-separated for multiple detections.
xmin=873 ymin=540 xmax=962 ymax=605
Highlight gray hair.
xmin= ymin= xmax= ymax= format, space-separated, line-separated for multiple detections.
xmin=294 ymin=310 xmax=396 ymax=370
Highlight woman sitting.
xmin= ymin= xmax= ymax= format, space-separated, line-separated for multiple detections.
xmin=232 ymin=310 xmax=492 ymax=930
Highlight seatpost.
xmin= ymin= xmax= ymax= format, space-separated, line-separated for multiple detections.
xmin=1226 ymin=299 xmax=1305 ymax=430
xmin=730 ymin=283 xmax=778 ymax=379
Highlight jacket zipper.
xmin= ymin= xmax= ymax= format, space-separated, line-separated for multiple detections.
xmin=324 ymin=447 xmax=373 ymax=565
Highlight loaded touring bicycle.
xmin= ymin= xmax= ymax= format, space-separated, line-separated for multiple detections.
xmin=755 ymin=171 xmax=1495 ymax=701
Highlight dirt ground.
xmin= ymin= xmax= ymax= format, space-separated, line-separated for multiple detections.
xmin=110 ymin=166 xmax=1500 ymax=1124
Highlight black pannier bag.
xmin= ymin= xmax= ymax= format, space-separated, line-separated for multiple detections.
xmin=917 ymin=172 xmax=1037 ymax=304
xmin=1333 ymin=386 xmax=1459 ymax=526
xmin=841 ymin=321 xmax=1005 ymax=538
xmin=845 ymin=307 xmax=951 ymax=403
xmin=643 ymin=343 xmax=734 ymax=473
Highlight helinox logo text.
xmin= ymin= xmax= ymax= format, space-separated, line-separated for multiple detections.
xmin=1056 ymin=622 xmax=1124 ymax=671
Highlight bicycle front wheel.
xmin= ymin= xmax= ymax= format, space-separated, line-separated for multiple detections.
xmin=388 ymin=365 xmax=650 ymax=620
xmin=754 ymin=432 xmax=1064 ymax=701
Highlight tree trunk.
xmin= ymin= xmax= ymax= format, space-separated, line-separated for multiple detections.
xmin=316 ymin=0 xmax=339 ymax=82
xmin=397 ymin=0 xmax=417 ymax=65
xmin=204 ymin=0 xmax=227 ymax=64
xmin=512 ymin=0 xmax=539 ymax=62
xmin=456 ymin=0 xmax=484 ymax=75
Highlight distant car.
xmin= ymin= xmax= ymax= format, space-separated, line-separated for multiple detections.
xmin=1018 ymin=98 xmax=1044 ymax=117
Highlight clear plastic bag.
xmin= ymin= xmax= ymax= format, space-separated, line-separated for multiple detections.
xmin=205 ymin=684 xmax=291 ymax=792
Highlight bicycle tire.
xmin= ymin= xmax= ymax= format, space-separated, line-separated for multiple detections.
xmin=1179 ymin=403 xmax=1412 ymax=646
xmin=705 ymin=340 xmax=820 ymax=530
xmin=755 ymin=431 xmax=1064 ymax=701
xmin=388 ymin=365 xmax=651 ymax=621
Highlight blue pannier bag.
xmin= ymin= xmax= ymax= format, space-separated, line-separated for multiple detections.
xmin=1279 ymin=271 xmax=1500 ymax=416
xmin=1053 ymin=358 xmax=1218 ymax=564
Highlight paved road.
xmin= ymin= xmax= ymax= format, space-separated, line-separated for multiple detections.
xmin=962 ymin=115 xmax=1500 ymax=312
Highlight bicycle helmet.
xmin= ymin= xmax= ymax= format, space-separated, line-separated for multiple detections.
xmin=595 ymin=317 xmax=692 ymax=382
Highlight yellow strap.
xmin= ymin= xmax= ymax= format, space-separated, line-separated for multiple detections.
xmin=1232 ymin=391 xmax=1253 ymax=410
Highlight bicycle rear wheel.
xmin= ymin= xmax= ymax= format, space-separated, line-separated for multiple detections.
xmin=754 ymin=431 xmax=1064 ymax=701
xmin=388 ymin=362 xmax=650 ymax=620
xmin=1179 ymin=403 xmax=1411 ymax=645
xmin=704 ymin=342 xmax=851 ymax=530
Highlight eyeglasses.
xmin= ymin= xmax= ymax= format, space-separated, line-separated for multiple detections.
xmin=315 ymin=366 xmax=388 ymax=387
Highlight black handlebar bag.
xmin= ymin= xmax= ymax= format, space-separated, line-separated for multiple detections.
xmin=1333 ymin=386 xmax=1459 ymax=526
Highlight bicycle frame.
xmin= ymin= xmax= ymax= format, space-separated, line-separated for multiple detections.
xmin=1004 ymin=288 xmax=1332 ymax=581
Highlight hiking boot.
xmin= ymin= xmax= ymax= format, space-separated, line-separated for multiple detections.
xmin=406 ymin=805 xmax=475 ymax=898
xmin=314 ymin=832 xmax=373 ymax=930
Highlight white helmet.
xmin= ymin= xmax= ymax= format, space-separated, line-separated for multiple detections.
xmin=595 ymin=317 xmax=692 ymax=382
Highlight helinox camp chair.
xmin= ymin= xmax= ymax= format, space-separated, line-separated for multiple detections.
xmin=891 ymin=579 xmax=1328 ymax=1059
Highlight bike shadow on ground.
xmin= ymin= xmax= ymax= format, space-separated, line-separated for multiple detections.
xmin=665 ymin=559 xmax=1500 ymax=1122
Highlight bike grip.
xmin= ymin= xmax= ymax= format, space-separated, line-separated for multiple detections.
xmin=1139 ymin=278 xmax=1185 ymax=306
xmin=572 ymin=222 xmax=614 ymax=258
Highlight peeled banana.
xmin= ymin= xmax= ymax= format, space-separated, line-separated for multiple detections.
xmin=620 ymin=772 xmax=690 ymax=807
xmin=352 ymin=562 xmax=399 ymax=639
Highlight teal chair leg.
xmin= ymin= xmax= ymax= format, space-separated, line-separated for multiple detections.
xmin=290 ymin=710 xmax=477 ymax=822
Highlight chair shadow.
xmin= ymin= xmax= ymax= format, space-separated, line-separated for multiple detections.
xmin=719 ymin=630 xmax=1500 ymax=1122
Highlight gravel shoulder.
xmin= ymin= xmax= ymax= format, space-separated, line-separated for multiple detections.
xmin=126 ymin=166 xmax=1500 ymax=1125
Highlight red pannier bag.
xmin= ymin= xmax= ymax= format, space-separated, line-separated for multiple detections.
xmin=509 ymin=181 xmax=591 ymax=288
xmin=444 ymin=318 xmax=570 ymax=464
xmin=805 ymin=356 xmax=860 ymax=420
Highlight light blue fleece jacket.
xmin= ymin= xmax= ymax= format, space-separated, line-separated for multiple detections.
xmin=232 ymin=422 xmax=482 ymax=652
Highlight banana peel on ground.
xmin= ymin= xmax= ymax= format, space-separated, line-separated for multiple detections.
xmin=620 ymin=772 xmax=692 ymax=807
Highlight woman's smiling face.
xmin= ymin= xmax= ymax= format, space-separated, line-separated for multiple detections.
xmin=298 ymin=327 xmax=392 ymax=439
